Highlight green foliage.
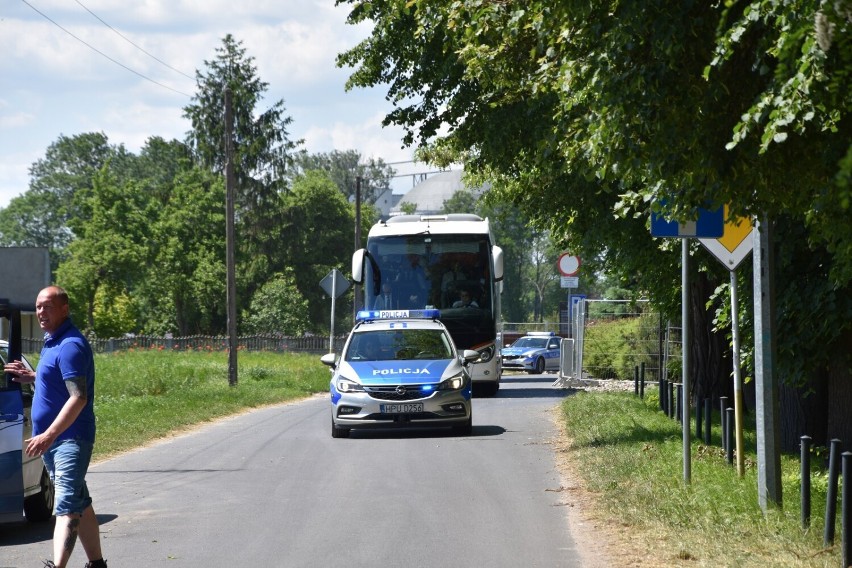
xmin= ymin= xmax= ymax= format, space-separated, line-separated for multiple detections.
xmin=561 ymin=391 xmax=842 ymax=566
xmin=242 ymin=269 xmax=310 ymax=335
xmin=91 ymin=350 xmax=329 ymax=459
xmin=583 ymin=313 xmax=661 ymax=380
xmin=291 ymin=149 xmax=395 ymax=204
xmin=91 ymin=286 xmax=138 ymax=338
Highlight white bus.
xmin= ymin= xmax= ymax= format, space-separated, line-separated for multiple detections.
xmin=351 ymin=214 xmax=504 ymax=395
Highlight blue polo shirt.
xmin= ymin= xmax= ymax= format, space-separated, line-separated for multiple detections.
xmin=32 ymin=318 xmax=96 ymax=443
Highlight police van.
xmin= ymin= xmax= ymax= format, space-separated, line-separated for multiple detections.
xmin=321 ymin=309 xmax=480 ymax=438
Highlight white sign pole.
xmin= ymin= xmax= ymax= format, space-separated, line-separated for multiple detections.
xmin=329 ymin=270 xmax=337 ymax=354
xmin=681 ymin=239 xmax=691 ymax=483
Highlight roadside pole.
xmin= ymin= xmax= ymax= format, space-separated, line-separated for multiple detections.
xmin=681 ymin=239 xmax=691 ymax=482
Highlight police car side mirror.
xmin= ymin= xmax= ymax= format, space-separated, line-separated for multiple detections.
xmin=461 ymin=350 xmax=480 ymax=365
xmin=320 ymin=353 xmax=337 ymax=368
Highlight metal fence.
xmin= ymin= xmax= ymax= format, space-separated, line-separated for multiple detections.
xmin=506 ymin=300 xmax=680 ymax=383
xmin=21 ymin=334 xmax=348 ymax=356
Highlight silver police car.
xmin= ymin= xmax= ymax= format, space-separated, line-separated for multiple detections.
xmin=500 ymin=331 xmax=562 ymax=374
xmin=321 ymin=309 xmax=479 ymax=438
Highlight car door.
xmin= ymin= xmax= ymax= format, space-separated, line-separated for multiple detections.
xmin=546 ymin=338 xmax=561 ymax=370
xmin=0 ymin=373 xmax=25 ymax=523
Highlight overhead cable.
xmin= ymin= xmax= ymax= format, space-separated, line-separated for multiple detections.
xmin=73 ymin=0 xmax=195 ymax=82
xmin=20 ymin=0 xmax=192 ymax=97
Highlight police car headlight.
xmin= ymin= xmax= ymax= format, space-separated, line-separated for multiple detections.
xmin=437 ymin=374 xmax=465 ymax=391
xmin=335 ymin=377 xmax=365 ymax=393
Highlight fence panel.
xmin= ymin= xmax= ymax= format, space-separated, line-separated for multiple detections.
xmin=22 ymin=334 xmax=347 ymax=356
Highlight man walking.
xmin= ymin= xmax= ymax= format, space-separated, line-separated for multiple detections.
xmin=5 ymin=286 xmax=107 ymax=568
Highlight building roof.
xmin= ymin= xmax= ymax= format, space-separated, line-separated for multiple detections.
xmin=391 ymin=170 xmax=486 ymax=216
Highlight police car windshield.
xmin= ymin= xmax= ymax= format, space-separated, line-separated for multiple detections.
xmin=345 ymin=329 xmax=453 ymax=362
xmin=511 ymin=337 xmax=548 ymax=349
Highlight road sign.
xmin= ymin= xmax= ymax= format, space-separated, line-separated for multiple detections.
xmin=651 ymin=205 xmax=724 ymax=238
xmin=320 ymin=269 xmax=350 ymax=298
xmin=558 ymin=254 xmax=580 ymax=276
xmin=699 ymin=207 xmax=754 ymax=270
xmin=560 ymin=276 xmax=579 ymax=288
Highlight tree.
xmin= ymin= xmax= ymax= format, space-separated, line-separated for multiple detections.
xmin=136 ymin=167 xmax=227 ymax=336
xmin=0 ymin=132 xmax=134 ymax=269
xmin=55 ymin=166 xmax=150 ymax=332
xmin=242 ymin=268 xmax=310 ymax=335
xmin=183 ymin=34 xmax=301 ymax=293
xmin=337 ymin=0 xmax=852 ymax=446
xmin=291 ymin=149 xmax=395 ymax=204
xmin=278 ymin=170 xmax=356 ymax=330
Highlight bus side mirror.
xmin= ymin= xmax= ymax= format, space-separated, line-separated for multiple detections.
xmin=492 ymin=246 xmax=504 ymax=282
xmin=351 ymin=249 xmax=366 ymax=284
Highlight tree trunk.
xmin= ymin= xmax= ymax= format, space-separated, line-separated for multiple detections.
xmin=825 ymin=329 xmax=852 ymax=451
xmin=688 ymin=272 xmax=732 ymax=408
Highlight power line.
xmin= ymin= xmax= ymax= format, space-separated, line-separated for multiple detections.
xmin=20 ymin=0 xmax=192 ymax=97
xmin=73 ymin=0 xmax=195 ymax=81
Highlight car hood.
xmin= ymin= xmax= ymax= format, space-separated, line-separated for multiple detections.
xmin=501 ymin=347 xmax=542 ymax=357
xmin=340 ymin=359 xmax=461 ymax=386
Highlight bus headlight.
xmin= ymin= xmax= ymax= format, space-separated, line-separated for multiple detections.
xmin=476 ymin=345 xmax=495 ymax=363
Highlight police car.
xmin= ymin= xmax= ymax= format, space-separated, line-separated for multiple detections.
xmin=500 ymin=331 xmax=562 ymax=374
xmin=321 ymin=309 xmax=479 ymax=438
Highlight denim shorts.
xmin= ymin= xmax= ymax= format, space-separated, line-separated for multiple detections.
xmin=42 ymin=438 xmax=94 ymax=516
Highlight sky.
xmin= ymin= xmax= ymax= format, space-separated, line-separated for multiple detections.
xmin=0 ymin=0 xmax=429 ymax=209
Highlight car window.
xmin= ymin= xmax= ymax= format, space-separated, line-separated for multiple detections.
xmin=512 ymin=337 xmax=547 ymax=349
xmin=345 ymin=329 xmax=453 ymax=361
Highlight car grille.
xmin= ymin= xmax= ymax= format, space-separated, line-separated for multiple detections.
xmin=365 ymin=385 xmax=431 ymax=401
xmin=503 ymin=355 xmax=521 ymax=361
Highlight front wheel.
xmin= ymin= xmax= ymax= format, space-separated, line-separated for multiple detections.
xmin=452 ymin=412 xmax=473 ymax=436
xmin=331 ymin=418 xmax=350 ymax=439
xmin=528 ymin=357 xmax=545 ymax=375
xmin=24 ymin=467 xmax=54 ymax=522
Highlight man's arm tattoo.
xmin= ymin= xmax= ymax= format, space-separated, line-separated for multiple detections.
xmin=66 ymin=376 xmax=88 ymax=399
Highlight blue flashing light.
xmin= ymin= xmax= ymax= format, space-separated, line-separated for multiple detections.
xmin=356 ymin=309 xmax=441 ymax=322
xmin=421 ymin=384 xmax=435 ymax=393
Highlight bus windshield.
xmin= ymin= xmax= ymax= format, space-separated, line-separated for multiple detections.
xmin=363 ymin=234 xmax=495 ymax=350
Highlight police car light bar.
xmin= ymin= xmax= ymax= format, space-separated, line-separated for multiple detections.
xmin=526 ymin=331 xmax=556 ymax=336
xmin=356 ymin=309 xmax=441 ymax=322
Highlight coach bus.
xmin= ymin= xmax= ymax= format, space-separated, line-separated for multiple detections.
xmin=351 ymin=214 xmax=504 ymax=395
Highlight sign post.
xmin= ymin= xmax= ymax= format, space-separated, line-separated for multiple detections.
xmin=700 ymin=208 xmax=754 ymax=477
xmin=558 ymin=254 xmax=581 ymax=335
xmin=320 ymin=269 xmax=351 ymax=354
xmin=651 ymin=204 xmax=723 ymax=484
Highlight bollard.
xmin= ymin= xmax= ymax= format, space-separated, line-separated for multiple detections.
xmin=661 ymin=379 xmax=668 ymax=414
xmin=634 ymin=366 xmax=639 ymax=395
xmin=720 ymin=396 xmax=729 ymax=451
xmin=726 ymin=408 xmax=734 ymax=465
xmin=696 ymin=398 xmax=703 ymax=440
xmin=639 ymin=362 xmax=645 ymax=399
xmin=704 ymin=399 xmax=712 ymax=446
xmin=800 ymin=436 xmax=812 ymax=529
xmin=659 ymin=376 xmax=665 ymax=410
xmin=826 ymin=439 xmax=842 ymax=546
xmin=843 ymin=452 xmax=851 ymax=568
xmin=675 ymin=383 xmax=682 ymax=423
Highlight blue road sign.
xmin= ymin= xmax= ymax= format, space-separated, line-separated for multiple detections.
xmin=651 ymin=206 xmax=724 ymax=238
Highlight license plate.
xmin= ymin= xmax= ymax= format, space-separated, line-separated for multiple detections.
xmin=380 ymin=403 xmax=423 ymax=414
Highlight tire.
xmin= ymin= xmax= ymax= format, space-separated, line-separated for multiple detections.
xmin=528 ymin=357 xmax=545 ymax=375
xmin=452 ymin=412 xmax=473 ymax=436
xmin=331 ymin=419 xmax=350 ymax=439
xmin=23 ymin=467 xmax=54 ymax=523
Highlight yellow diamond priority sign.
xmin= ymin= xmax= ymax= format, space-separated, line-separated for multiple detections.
xmin=698 ymin=205 xmax=754 ymax=271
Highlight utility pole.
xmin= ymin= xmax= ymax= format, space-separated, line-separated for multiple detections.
xmin=753 ymin=215 xmax=781 ymax=509
xmin=224 ymin=87 xmax=238 ymax=387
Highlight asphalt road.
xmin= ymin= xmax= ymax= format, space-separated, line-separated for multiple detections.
xmin=0 ymin=372 xmax=584 ymax=567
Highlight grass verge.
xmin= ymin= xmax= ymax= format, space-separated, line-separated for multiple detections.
xmin=76 ymin=350 xmax=329 ymax=460
xmin=560 ymin=391 xmax=843 ymax=568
